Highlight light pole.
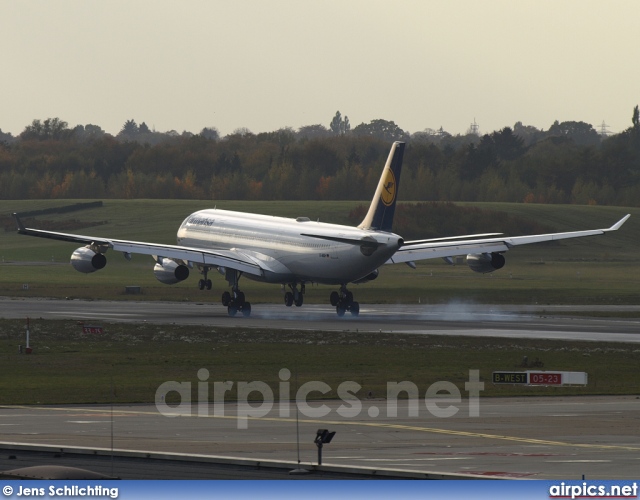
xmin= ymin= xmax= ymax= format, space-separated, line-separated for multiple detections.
xmin=314 ymin=429 xmax=336 ymax=466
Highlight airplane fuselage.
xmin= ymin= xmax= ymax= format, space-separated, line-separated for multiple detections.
xmin=176 ymin=209 xmax=403 ymax=285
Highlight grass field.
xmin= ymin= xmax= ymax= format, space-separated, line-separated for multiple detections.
xmin=1 ymin=319 xmax=638 ymax=405
xmin=1 ymin=199 xmax=639 ymax=306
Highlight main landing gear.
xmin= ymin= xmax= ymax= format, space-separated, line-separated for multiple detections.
xmin=221 ymin=269 xmax=251 ymax=317
xmin=330 ymin=285 xmax=359 ymax=317
xmin=221 ymin=289 xmax=251 ymax=317
xmin=284 ymin=283 xmax=305 ymax=308
xmin=197 ymin=266 xmax=251 ymax=317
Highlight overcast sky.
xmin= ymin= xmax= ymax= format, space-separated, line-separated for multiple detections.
xmin=1 ymin=0 xmax=638 ymax=137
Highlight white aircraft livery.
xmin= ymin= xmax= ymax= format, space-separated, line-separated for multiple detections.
xmin=14 ymin=142 xmax=630 ymax=317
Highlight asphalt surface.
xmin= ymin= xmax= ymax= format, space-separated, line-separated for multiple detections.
xmin=1 ymin=397 xmax=639 ymax=479
xmin=1 ymin=297 xmax=639 ymax=343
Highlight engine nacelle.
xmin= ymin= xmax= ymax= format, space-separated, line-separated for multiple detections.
xmin=467 ymin=252 xmax=505 ymax=274
xmin=153 ymin=260 xmax=190 ymax=285
xmin=352 ymin=269 xmax=379 ymax=284
xmin=70 ymin=246 xmax=107 ymax=274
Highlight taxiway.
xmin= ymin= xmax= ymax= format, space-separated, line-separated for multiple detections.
xmin=1 ymin=397 xmax=639 ymax=479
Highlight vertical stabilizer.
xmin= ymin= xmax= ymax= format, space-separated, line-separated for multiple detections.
xmin=358 ymin=141 xmax=405 ymax=232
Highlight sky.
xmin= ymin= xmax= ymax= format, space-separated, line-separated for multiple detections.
xmin=1 ymin=0 xmax=638 ymax=138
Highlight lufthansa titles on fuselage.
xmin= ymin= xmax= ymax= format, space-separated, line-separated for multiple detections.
xmin=187 ymin=216 xmax=216 ymax=227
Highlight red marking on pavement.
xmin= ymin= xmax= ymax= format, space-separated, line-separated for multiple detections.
xmin=464 ymin=471 xmax=539 ymax=478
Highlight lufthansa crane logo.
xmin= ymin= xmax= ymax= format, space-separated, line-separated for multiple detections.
xmin=381 ymin=169 xmax=396 ymax=207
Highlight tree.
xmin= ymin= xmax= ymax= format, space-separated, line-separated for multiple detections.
xmin=119 ymin=119 xmax=139 ymax=139
xmin=297 ymin=124 xmax=330 ymax=139
xmin=73 ymin=124 xmax=106 ymax=141
xmin=547 ymin=120 xmax=600 ymax=146
xmin=329 ymin=111 xmax=343 ymax=135
xmin=200 ymin=127 xmax=220 ymax=140
xmin=20 ymin=118 xmax=71 ymax=141
xmin=411 ymin=128 xmax=441 ymax=143
xmin=352 ymin=119 xmax=409 ymax=142
xmin=342 ymin=115 xmax=350 ymax=135
xmin=0 ymin=129 xmax=15 ymax=143
xmin=329 ymin=111 xmax=350 ymax=135
xmin=513 ymin=122 xmax=543 ymax=147
xmin=298 ymin=140 xmax=341 ymax=176
xmin=460 ymin=135 xmax=496 ymax=179
xmin=632 ymin=105 xmax=640 ymax=145
xmin=231 ymin=127 xmax=253 ymax=137
xmin=491 ymin=127 xmax=526 ymax=161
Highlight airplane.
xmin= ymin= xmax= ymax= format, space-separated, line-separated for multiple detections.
xmin=13 ymin=142 xmax=630 ymax=318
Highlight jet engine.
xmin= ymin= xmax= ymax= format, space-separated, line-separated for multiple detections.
xmin=153 ymin=259 xmax=190 ymax=285
xmin=466 ymin=252 xmax=505 ymax=274
xmin=70 ymin=246 xmax=107 ymax=273
xmin=352 ymin=269 xmax=379 ymax=284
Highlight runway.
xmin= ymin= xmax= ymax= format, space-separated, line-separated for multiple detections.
xmin=1 ymin=397 xmax=639 ymax=479
xmin=1 ymin=297 xmax=639 ymax=343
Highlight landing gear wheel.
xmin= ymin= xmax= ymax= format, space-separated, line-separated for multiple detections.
xmin=294 ymin=294 xmax=303 ymax=307
xmin=222 ymin=269 xmax=249 ymax=318
xmin=345 ymin=291 xmax=354 ymax=304
xmin=350 ymin=301 xmax=360 ymax=316
xmin=284 ymin=292 xmax=294 ymax=307
xmin=332 ymin=285 xmax=359 ymax=317
xmin=242 ymin=302 xmax=252 ymax=317
xmin=198 ymin=279 xmax=205 ymax=290
xmin=205 ymin=279 xmax=212 ymax=290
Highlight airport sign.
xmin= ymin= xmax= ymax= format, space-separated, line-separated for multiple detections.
xmin=492 ymin=372 xmax=528 ymax=384
xmin=528 ymin=372 xmax=562 ymax=385
xmin=492 ymin=371 xmax=588 ymax=386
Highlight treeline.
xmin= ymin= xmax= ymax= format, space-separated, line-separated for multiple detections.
xmin=1 ymin=109 xmax=639 ymax=206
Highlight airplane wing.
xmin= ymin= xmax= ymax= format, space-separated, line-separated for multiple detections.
xmin=12 ymin=214 xmax=264 ymax=276
xmin=387 ymin=214 xmax=631 ymax=265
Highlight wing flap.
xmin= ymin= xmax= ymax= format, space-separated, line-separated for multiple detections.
xmin=111 ymin=241 xmax=263 ymax=276
xmin=388 ymin=242 xmax=510 ymax=264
